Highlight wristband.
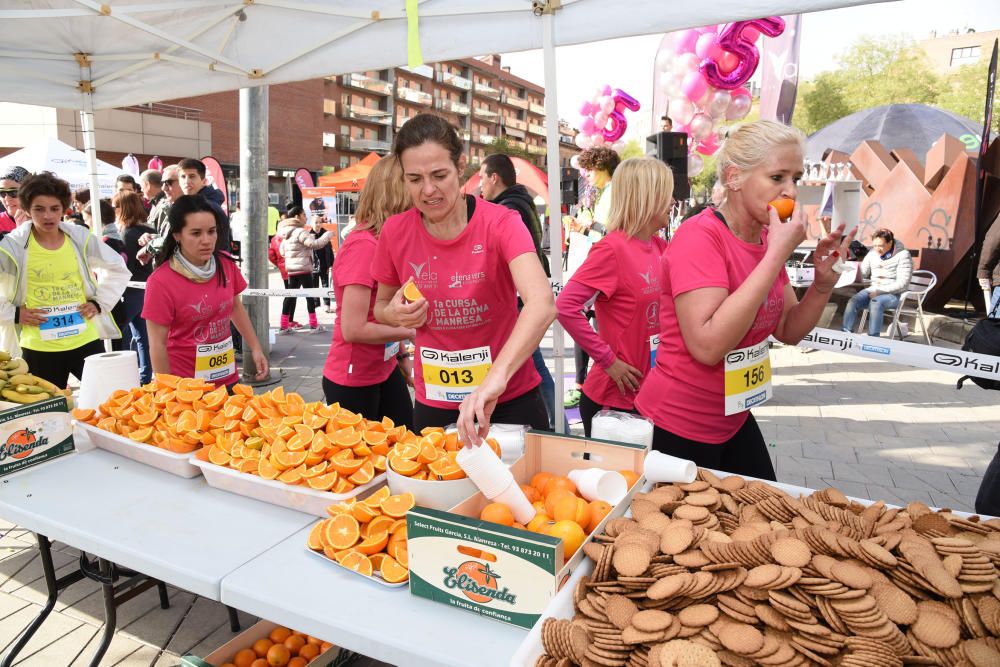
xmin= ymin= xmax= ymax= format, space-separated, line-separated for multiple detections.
xmin=397 ymin=352 xmax=411 ymax=360
xmin=14 ymin=306 xmax=20 ymax=324
xmin=88 ymin=300 xmax=102 ymax=313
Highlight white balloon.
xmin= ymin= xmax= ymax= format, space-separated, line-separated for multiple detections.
xmin=601 ymin=96 xmax=615 ymax=114
xmin=689 ymin=113 xmax=714 ymax=142
xmin=594 ymin=110 xmax=608 ymax=128
xmin=726 ymin=93 xmax=753 ymax=121
xmin=688 ymin=153 xmax=705 ymax=178
xmin=707 ymin=89 xmax=732 ymax=118
xmin=570 ymin=155 xmax=581 ymax=169
xmin=669 ymin=97 xmax=696 ymax=125
xmin=612 ymin=140 xmax=626 ymax=153
xmin=591 ymin=134 xmax=606 ymax=146
xmin=575 ymin=133 xmax=591 ymax=149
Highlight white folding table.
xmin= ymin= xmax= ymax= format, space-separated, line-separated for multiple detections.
xmin=0 ymin=448 xmax=314 ymax=667
xmin=221 ymin=523 xmax=528 ymax=667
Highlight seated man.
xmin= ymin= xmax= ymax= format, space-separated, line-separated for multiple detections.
xmin=842 ymin=228 xmax=913 ymax=336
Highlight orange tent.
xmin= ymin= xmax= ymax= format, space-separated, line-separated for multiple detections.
xmin=463 ymin=156 xmax=549 ymax=204
xmin=317 ymin=152 xmax=381 ymax=191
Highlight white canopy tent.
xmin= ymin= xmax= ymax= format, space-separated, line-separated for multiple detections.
xmin=0 ymin=136 xmax=124 ymax=197
xmin=0 ymin=0 xmax=889 ymax=430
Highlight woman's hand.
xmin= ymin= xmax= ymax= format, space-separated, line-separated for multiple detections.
xmin=765 ymin=201 xmax=808 ymax=261
xmin=812 ymin=223 xmax=857 ymax=293
xmin=604 ymin=358 xmax=643 ymax=395
xmin=79 ymin=302 xmax=99 ymax=320
xmin=457 ymin=373 xmax=507 ymax=446
xmin=250 ymin=347 xmax=269 ymax=380
xmin=18 ymin=307 xmax=48 ymax=326
xmin=383 ymin=281 xmax=428 ymax=329
xmin=398 ymin=355 xmax=414 ymax=386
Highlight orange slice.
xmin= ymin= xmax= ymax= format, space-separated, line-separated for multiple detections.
xmin=258 ymin=458 xmax=280 ymax=480
xmin=275 ymin=450 xmax=308 ymax=468
xmin=306 ymin=471 xmax=338 ymax=491
xmin=366 ymin=515 xmax=394 ymax=536
xmin=208 ymin=446 xmax=231 ymax=466
xmin=389 ymin=540 xmax=408 ymax=567
xmin=339 ymin=551 xmax=373 ymax=577
xmin=71 ymin=407 xmax=97 ymax=422
xmin=127 ymin=426 xmax=153 ymax=443
xmin=154 ymin=373 xmax=181 ymax=388
xmin=355 ymin=531 xmax=389 ymax=555
xmin=328 ymin=450 xmax=365 ymax=475
xmin=335 ymin=411 xmax=362 ymax=430
xmin=363 ymin=487 xmax=391 ymax=508
xmin=379 ymin=555 xmax=409 ymax=583
xmin=402 ymin=282 xmax=423 ymax=302
xmin=369 ymin=552 xmax=389 ymax=571
xmin=428 ymin=458 xmax=465 ymax=481
xmin=335 ymin=430 xmax=362 ymax=449
xmin=307 ymin=522 xmax=324 ymax=551
xmin=372 ymin=455 xmax=387 ymax=472
xmin=132 ymin=411 xmax=158 ymax=427
xmin=348 ymin=460 xmax=375 ymax=486
xmin=278 ymin=467 xmax=304 ymax=485
xmin=332 ymin=478 xmax=355 ymax=494
xmin=380 ymin=492 xmax=415 ymax=518
xmin=393 ymin=442 xmax=420 ymax=460
xmin=417 ymin=441 xmax=441 ymax=464
xmin=352 ymin=502 xmax=378 ymax=524
xmin=323 ymin=514 xmax=360 ymax=550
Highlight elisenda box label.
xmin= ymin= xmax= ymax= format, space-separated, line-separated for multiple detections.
xmin=0 ymin=397 xmax=74 ymax=478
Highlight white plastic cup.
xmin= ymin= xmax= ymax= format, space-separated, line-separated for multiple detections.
xmin=568 ymin=468 xmax=628 ymax=505
xmin=643 ymin=450 xmax=697 ymax=484
xmin=493 ymin=478 xmax=537 ymax=525
xmin=455 ymin=443 xmax=516 ymax=499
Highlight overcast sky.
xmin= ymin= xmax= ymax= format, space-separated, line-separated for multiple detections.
xmin=499 ymin=0 xmax=1000 ymax=140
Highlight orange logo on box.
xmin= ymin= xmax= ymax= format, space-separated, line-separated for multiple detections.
xmin=442 ymin=560 xmax=516 ymax=605
xmin=1 ymin=428 xmax=38 ymax=460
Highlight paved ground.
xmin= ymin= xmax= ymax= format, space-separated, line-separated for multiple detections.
xmin=2 ymin=268 xmax=998 ymax=665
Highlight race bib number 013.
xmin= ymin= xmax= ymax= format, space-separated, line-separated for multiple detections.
xmin=723 ymin=340 xmax=772 ymax=415
xmin=420 ymin=345 xmax=492 ymax=403
xmin=39 ymin=304 xmax=86 ymax=341
xmin=195 ymin=337 xmax=236 ymax=382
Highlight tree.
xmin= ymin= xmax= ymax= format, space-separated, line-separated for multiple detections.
xmin=937 ymin=59 xmax=1000 ymax=134
xmin=798 ymin=72 xmax=851 ymax=135
xmin=485 ymin=136 xmax=532 ymax=161
xmin=619 ymin=138 xmax=645 ymax=160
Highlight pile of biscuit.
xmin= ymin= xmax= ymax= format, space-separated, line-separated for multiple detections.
xmin=536 ymin=471 xmax=1000 ymax=667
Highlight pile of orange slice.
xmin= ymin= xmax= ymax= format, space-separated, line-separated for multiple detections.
xmin=386 ymin=429 xmax=501 ymax=481
xmin=307 ymin=488 xmax=413 ymax=583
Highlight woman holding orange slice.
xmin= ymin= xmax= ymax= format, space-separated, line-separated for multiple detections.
xmin=143 ymin=195 xmax=268 ymax=387
xmin=322 ymin=156 xmax=415 ymax=428
xmin=635 ymin=120 xmax=854 ymax=479
xmin=372 ymin=114 xmax=556 ymax=443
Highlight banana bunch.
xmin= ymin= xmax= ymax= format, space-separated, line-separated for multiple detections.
xmin=0 ymin=354 xmax=73 ymax=406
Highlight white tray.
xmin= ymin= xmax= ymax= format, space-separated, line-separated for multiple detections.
xmin=305 ymin=546 xmax=408 ymax=588
xmin=190 ymin=458 xmax=386 ymax=517
xmin=75 ymin=421 xmax=202 ymax=478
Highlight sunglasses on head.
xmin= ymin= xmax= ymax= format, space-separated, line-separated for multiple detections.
xmin=0 ymin=189 xmax=17 ymax=198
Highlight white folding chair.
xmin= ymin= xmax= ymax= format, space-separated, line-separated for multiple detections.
xmin=858 ymin=270 xmax=937 ymax=344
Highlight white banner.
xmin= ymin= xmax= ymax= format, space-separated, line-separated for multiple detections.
xmin=795 ymin=328 xmax=999 ymax=383
xmin=127 ymin=281 xmax=331 ymax=299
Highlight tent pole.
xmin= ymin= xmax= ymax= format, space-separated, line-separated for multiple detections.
xmin=542 ymin=9 xmax=566 ymax=433
xmin=239 ymin=85 xmax=273 ymax=382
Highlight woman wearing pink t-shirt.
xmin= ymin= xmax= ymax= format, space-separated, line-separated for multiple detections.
xmin=373 ymin=114 xmax=556 ymax=444
xmin=635 ymin=121 xmax=854 ymax=480
xmin=556 ymin=158 xmax=672 ymax=436
xmin=143 ymin=195 xmax=268 ymax=387
xmin=323 ymin=156 xmax=416 ymax=427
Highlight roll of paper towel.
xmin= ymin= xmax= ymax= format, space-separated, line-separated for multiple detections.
xmin=78 ymin=351 xmax=140 ymax=410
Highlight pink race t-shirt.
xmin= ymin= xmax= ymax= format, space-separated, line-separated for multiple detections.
xmin=142 ymin=257 xmax=247 ymax=387
xmin=571 ymin=231 xmax=667 ymax=410
xmin=371 ymin=199 xmax=540 ymax=409
xmin=635 ymin=209 xmax=789 ymax=444
xmin=324 ymin=228 xmax=399 ymax=387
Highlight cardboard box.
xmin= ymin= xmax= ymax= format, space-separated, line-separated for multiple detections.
xmin=181 ymin=620 xmax=341 ymax=667
xmin=407 ymin=431 xmax=646 ymax=629
xmin=0 ymin=396 xmax=73 ymax=478
xmin=785 ymin=265 xmax=815 ymax=284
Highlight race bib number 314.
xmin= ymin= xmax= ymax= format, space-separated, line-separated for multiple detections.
xmin=723 ymin=340 xmax=772 ymax=415
xmin=420 ymin=345 xmax=492 ymax=403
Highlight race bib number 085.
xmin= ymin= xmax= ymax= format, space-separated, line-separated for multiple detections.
xmin=723 ymin=340 xmax=772 ymax=415
xmin=420 ymin=345 xmax=492 ymax=403
xmin=195 ymin=338 xmax=236 ymax=382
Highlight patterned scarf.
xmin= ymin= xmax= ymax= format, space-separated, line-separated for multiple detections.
xmin=170 ymin=252 xmax=216 ymax=283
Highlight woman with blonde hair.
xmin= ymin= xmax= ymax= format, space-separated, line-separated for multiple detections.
xmin=635 ymin=120 xmax=855 ymax=479
xmin=322 ymin=156 xmax=416 ymax=426
xmin=556 ymin=157 xmax=672 ymax=435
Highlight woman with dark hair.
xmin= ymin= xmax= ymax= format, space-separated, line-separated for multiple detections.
xmin=373 ymin=114 xmax=556 ymax=443
xmin=142 ymin=195 xmax=267 ymax=386
xmin=274 ymin=206 xmax=333 ymax=332
xmin=111 ymin=191 xmax=156 ymax=384
xmin=0 ymin=172 xmax=129 ymax=385
xmin=0 ymin=165 xmax=30 ymax=235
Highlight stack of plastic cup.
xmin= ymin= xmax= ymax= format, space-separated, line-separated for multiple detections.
xmin=591 ymin=410 xmax=654 ymax=450
xmin=567 ymin=468 xmax=628 ymax=504
xmin=455 ymin=443 xmax=536 ymax=524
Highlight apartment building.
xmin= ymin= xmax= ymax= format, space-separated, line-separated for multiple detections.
xmin=917 ymin=28 xmax=1000 ymax=73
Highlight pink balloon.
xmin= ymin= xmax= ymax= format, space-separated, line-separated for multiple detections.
xmin=717 ymin=50 xmax=739 ymax=74
xmin=578 ymin=101 xmax=593 ymax=116
xmin=681 ymin=70 xmax=708 ymax=103
xmin=701 ymin=17 xmax=785 ymax=90
xmin=696 ymin=136 xmax=720 ymax=155
xmin=688 ymin=153 xmax=705 ymax=178
xmin=600 ymin=96 xmax=615 ymax=114
xmin=695 ymin=33 xmax=722 ymax=61
xmin=698 ymin=24 xmax=719 ymax=34
xmin=591 ymin=134 xmax=606 ymax=146
xmin=601 ymin=84 xmax=613 ymax=96
xmin=594 ymin=110 xmax=608 ymax=128
xmin=580 ymin=117 xmax=596 ymax=135
xmin=669 ymin=97 xmax=696 ymax=125
xmin=732 ymin=86 xmax=751 ymax=99
xmin=675 ymin=29 xmax=700 ymax=54
xmin=612 ymin=89 xmax=640 ymax=112
xmin=676 ymin=52 xmax=700 ymax=73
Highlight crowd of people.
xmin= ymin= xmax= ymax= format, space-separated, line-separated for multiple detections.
xmin=4 ymin=113 xmax=933 ymax=480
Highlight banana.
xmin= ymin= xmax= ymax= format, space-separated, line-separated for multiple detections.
xmin=7 ymin=374 xmax=36 ymax=386
xmin=16 ymin=384 xmax=46 ymax=395
xmin=0 ymin=370 xmax=8 ymax=380
xmin=31 ymin=376 xmax=61 ymax=394
xmin=2 ymin=388 xmax=52 ymax=404
xmin=0 ymin=350 xmax=10 ymax=362
xmin=0 ymin=380 xmax=6 ymax=391
xmin=3 ymin=359 xmax=28 ymax=375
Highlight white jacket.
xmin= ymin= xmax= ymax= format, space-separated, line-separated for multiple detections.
xmin=861 ymin=240 xmax=913 ymax=295
xmin=0 ymin=222 xmax=131 ymax=355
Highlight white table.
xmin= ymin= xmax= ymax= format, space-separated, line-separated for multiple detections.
xmin=0 ymin=448 xmax=314 ymax=666
xmin=221 ymin=524 xmax=528 ymax=667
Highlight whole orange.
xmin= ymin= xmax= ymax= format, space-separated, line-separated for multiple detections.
xmin=587 ymin=500 xmax=613 ymax=533
xmin=250 ymin=660 xmax=268 ymax=667
xmin=233 ymin=648 xmax=258 ymax=667
xmin=552 ymin=496 xmax=591 ymax=528
xmin=519 ymin=484 xmax=541 ymax=503
xmin=287 ymin=659 xmax=307 ymax=667
xmin=222 ymin=663 xmax=237 ymax=667
xmin=768 ymin=198 xmax=795 ymax=220
xmin=480 ymin=502 xmax=515 ymax=526
xmin=618 ymin=470 xmax=640 ymax=490
xmin=543 ymin=476 xmax=577 ymax=498
xmin=298 ymin=643 xmax=320 ymax=661
xmin=284 ymin=635 xmax=306 ymax=656
xmin=544 ymin=488 xmax=576 ymax=517
xmin=252 ymin=639 xmax=274 ymax=658
xmin=269 ymin=627 xmax=292 ymax=645
xmin=305 ymin=636 xmax=323 ymax=646
xmin=527 ymin=513 xmax=553 ymax=533
xmin=321 ymin=642 xmax=334 ymax=653
xmin=530 ymin=471 xmax=554 ymax=493
xmin=546 ymin=520 xmax=586 ymax=558
xmin=266 ymin=644 xmax=291 ymax=667
xmin=532 ymin=500 xmax=546 ymax=514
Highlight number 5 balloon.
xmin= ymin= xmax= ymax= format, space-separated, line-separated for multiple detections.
xmin=602 ymin=89 xmax=641 ymax=142
xmin=701 ymin=17 xmax=785 ymax=90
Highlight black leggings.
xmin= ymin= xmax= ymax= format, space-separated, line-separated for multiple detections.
xmin=413 ymin=386 xmax=550 ymax=432
xmin=21 ymin=339 xmax=106 ymax=390
xmin=652 ymin=414 xmax=776 ymax=481
xmin=579 ymin=390 xmax=638 ymax=438
xmin=574 ymin=310 xmax=595 ymax=386
xmin=322 ymin=370 xmax=414 ymax=430
xmin=282 ymin=273 xmax=318 ymax=318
